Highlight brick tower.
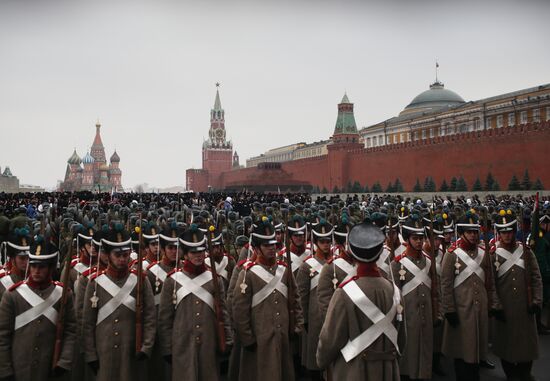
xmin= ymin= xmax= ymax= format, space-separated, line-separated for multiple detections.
xmin=327 ymin=93 xmax=363 ymax=190
xmin=201 ymin=84 xmax=233 ymax=189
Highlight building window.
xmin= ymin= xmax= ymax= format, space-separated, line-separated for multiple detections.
xmin=474 ymin=118 xmax=481 ymax=130
xmin=401 ymin=133 xmax=405 ymax=142
xmin=429 ymin=128 xmax=434 ymax=138
xmin=497 ymin=115 xmax=503 ymax=128
xmin=533 ymin=108 xmax=540 ymax=122
xmin=446 ymin=123 xmax=453 ymax=135
xmin=520 ymin=111 xmax=527 ymax=124
xmin=366 ymin=137 xmax=371 ymax=148
xmin=485 ymin=117 xmax=492 ymax=129
xmin=421 ymin=129 xmax=426 ymax=139
xmin=546 ymin=107 xmax=550 ymax=121
xmin=508 ymin=113 xmax=515 ymax=126
xmin=379 ymin=135 xmax=384 ymax=145
xmin=440 ymin=125 xmax=445 ymax=136
xmin=373 ymin=136 xmax=377 ymax=147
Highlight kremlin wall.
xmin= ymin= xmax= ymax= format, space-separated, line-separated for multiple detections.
xmin=187 ymin=81 xmax=550 ymax=193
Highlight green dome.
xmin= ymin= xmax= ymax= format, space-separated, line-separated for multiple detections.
xmin=401 ymin=81 xmax=465 ymax=116
xmin=67 ymin=149 xmax=81 ymax=165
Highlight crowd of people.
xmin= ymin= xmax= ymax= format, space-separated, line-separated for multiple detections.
xmin=0 ymin=190 xmax=549 ymax=381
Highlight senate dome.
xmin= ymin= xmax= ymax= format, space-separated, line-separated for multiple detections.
xmin=400 ymin=80 xmax=465 ymax=116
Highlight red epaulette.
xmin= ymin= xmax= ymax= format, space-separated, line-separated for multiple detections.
xmin=339 ymin=276 xmax=358 ymax=289
xmin=130 ymin=269 xmax=147 ymax=278
xmin=70 ymin=258 xmax=79 ymax=268
xmin=244 ymin=261 xmax=256 ymax=270
xmin=128 ymin=259 xmax=137 ymax=268
xmin=236 ymin=259 xmax=248 ymax=268
xmin=277 ymin=260 xmax=288 ymax=267
xmin=146 ymin=261 xmax=159 ymax=271
xmin=54 ymin=281 xmax=64 ymax=288
xmin=447 ymin=243 xmax=457 ymax=253
xmin=277 ymin=248 xmax=286 ymax=256
xmin=167 ymin=268 xmax=180 ymax=277
xmin=489 ymin=245 xmax=497 ymax=253
xmin=394 ymin=253 xmax=406 ymax=262
xmin=90 ymin=270 xmax=106 ymax=281
xmin=304 ymin=254 xmax=314 ymax=261
xmin=71 ymin=255 xmax=78 ymax=260
xmin=82 ymin=267 xmax=96 ymax=277
xmin=0 ymin=272 xmax=7 ymax=279
xmin=422 ymin=251 xmax=431 ymax=259
xmin=8 ymin=280 xmax=25 ymax=292
xmin=326 ymin=257 xmax=335 ymax=264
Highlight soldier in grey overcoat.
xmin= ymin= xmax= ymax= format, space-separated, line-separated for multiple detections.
xmin=492 ymin=210 xmax=542 ymax=381
xmin=0 ymin=236 xmax=76 ymax=381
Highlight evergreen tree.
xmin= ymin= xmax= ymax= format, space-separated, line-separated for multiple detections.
xmin=321 ymin=186 xmax=328 ymax=194
xmin=413 ymin=178 xmax=422 ymax=192
xmin=423 ymin=177 xmax=431 ymax=192
xmin=508 ymin=175 xmax=521 ymax=191
xmin=394 ymin=178 xmax=404 ymax=193
xmin=449 ymin=176 xmax=458 ymax=192
xmin=532 ymin=178 xmax=544 ymax=190
xmin=456 ymin=176 xmax=467 ymax=191
xmin=521 ymin=169 xmax=532 ymax=191
xmin=352 ymin=181 xmax=363 ymax=193
xmin=440 ymin=179 xmax=449 ymax=192
xmin=423 ymin=176 xmax=436 ymax=192
xmin=332 ymin=186 xmax=340 ymax=194
xmin=371 ymin=182 xmax=382 ymax=193
xmin=312 ymin=186 xmax=320 ymax=194
xmin=492 ymin=181 xmax=501 ymax=191
xmin=363 ymin=183 xmax=370 ymax=193
xmin=484 ymin=172 xmax=495 ymax=191
xmin=386 ymin=181 xmax=394 ymax=193
xmin=428 ymin=177 xmax=436 ymax=192
xmin=472 ymin=177 xmax=482 ymax=191
xmin=346 ymin=181 xmax=354 ymax=193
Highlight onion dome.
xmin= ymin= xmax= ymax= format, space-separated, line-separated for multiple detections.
xmin=110 ymin=150 xmax=120 ymax=163
xmin=82 ymin=151 xmax=95 ymax=165
xmin=67 ymin=149 xmax=81 ymax=165
xmin=400 ymin=80 xmax=465 ymax=116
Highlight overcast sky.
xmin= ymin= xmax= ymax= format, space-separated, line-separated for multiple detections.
xmin=1 ymin=0 xmax=549 ymax=190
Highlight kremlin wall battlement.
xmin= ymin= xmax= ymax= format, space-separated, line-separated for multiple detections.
xmin=197 ymin=120 xmax=549 ymax=193
xmin=187 ymin=84 xmax=550 ymax=193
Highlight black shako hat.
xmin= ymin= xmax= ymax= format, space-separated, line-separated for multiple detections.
xmin=251 ymin=217 xmax=277 ymax=247
xmin=348 ymin=221 xmax=386 ymax=263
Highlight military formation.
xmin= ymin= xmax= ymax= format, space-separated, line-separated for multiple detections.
xmin=0 ymin=190 xmax=549 ymax=381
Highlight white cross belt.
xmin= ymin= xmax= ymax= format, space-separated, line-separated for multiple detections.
xmin=340 ymin=281 xmax=400 ymax=362
xmin=173 ymin=271 xmax=214 ymax=311
xmin=249 ymin=265 xmax=287 ymax=308
xmin=306 ymin=257 xmax=323 ymax=290
xmin=334 ymin=258 xmax=356 ymax=283
xmin=15 ymin=284 xmax=62 ymax=330
xmin=400 ymin=257 xmax=431 ymax=296
xmin=205 ymin=256 xmax=229 ymax=280
xmin=454 ymin=248 xmax=485 ymax=288
xmin=96 ymin=274 xmax=137 ymax=325
xmin=496 ymin=245 xmax=524 ymax=277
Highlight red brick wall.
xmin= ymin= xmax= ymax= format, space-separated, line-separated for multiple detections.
xmin=190 ymin=122 xmax=549 ymax=192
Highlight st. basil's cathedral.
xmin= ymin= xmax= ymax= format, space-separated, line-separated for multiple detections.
xmin=60 ymin=121 xmax=123 ymax=192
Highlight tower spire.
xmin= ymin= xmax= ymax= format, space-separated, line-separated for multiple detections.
xmin=435 ymin=60 xmax=440 ymax=83
xmin=214 ymin=82 xmax=222 ymax=110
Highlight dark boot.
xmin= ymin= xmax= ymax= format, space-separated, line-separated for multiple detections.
xmin=454 ymin=359 xmax=466 ymax=381
xmin=517 ymin=361 xmax=536 ymax=381
xmin=501 ymin=359 xmax=519 ymax=381
xmin=433 ymin=352 xmax=446 ymax=376
xmin=536 ymin=309 xmax=550 ymax=335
